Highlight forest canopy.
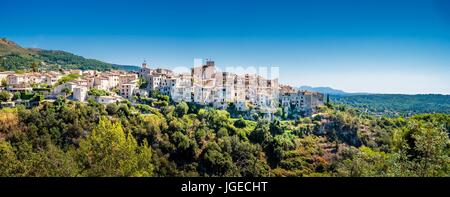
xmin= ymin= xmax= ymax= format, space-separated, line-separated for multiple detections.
xmin=0 ymin=98 xmax=448 ymax=177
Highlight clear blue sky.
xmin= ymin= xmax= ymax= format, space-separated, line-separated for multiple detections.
xmin=1 ymin=0 xmax=450 ymax=94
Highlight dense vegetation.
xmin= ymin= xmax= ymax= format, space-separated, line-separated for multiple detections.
xmin=0 ymin=38 xmax=132 ymax=71
xmin=331 ymin=94 xmax=450 ymax=117
xmin=0 ymin=96 xmax=448 ymax=177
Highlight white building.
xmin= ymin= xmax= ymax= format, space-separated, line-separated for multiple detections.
xmin=120 ymin=83 xmax=136 ymax=99
xmin=139 ymin=61 xmax=152 ymax=78
xmin=7 ymin=74 xmax=28 ymax=85
xmin=171 ymin=73 xmax=193 ymax=102
xmin=53 ymin=82 xmax=77 ymax=95
xmin=73 ymin=86 xmax=88 ymax=102
xmin=94 ymin=77 xmax=110 ymax=90
xmin=44 ymin=74 xmax=61 ymax=86
xmin=95 ymin=95 xmax=122 ymax=104
xmin=279 ymin=85 xmax=324 ymax=117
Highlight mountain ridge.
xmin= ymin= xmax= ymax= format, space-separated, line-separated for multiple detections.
xmin=298 ymin=86 xmax=372 ymax=95
xmin=0 ymin=37 xmax=135 ymax=71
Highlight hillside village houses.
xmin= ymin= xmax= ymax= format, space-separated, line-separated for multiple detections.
xmin=1 ymin=59 xmax=324 ymax=119
xmin=139 ymin=59 xmax=324 ymax=119
xmin=0 ymin=69 xmax=137 ymax=105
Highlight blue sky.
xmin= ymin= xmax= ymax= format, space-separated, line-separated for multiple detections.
xmin=1 ymin=0 xmax=450 ymax=94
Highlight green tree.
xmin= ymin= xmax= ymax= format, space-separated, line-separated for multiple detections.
xmin=249 ymin=120 xmax=272 ymax=148
xmin=392 ymin=120 xmax=450 ymax=176
xmin=88 ymin=88 xmax=110 ymax=96
xmin=0 ymin=140 xmax=79 ymax=177
xmin=61 ymin=87 xmax=72 ymax=97
xmin=74 ymin=117 xmax=154 ymax=176
xmin=269 ymin=119 xmax=284 ymax=135
xmin=1 ymin=79 xmax=7 ymax=87
xmin=106 ymin=103 xmax=119 ymax=115
xmin=174 ymin=102 xmax=189 ymax=117
xmin=234 ymin=117 xmax=247 ymax=128
xmin=26 ymin=143 xmax=79 ymax=177
xmin=200 ymin=141 xmax=237 ymax=176
xmin=31 ymin=61 xmax=39 ymax=72
xmin=54 ymin=74 xmax=80 ymax=87
xmin=138 ymin=76 xmax=148 ymax=89
xmin=12 ymin=92 xmax=21 ymax=100
xmin=0 ymin=91 xmax=12 ymax=102
xmin=325 ymin=94 xmax=331 ymax=107
xmin=0 ymin=141 xmax=19 ymax=176
xmin=31 ymin=93 xmax=44 ymax=102
xmin=335 ymin=146 xmax=395 ymax=177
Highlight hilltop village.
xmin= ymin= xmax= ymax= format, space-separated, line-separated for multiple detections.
xmin=0 ymin=60 xmax=324 ymax=119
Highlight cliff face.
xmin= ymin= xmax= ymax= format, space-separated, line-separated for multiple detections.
xmin=312 ymin=113 xmax=363 ymax=147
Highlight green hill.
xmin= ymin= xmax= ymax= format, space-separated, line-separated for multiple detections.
xmin=331 ymin=94 xmax=450 ymax=116
xmin=0 ymin=38 xmax=120 ymax=71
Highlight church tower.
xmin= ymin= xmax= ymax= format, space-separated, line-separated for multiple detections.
xmin=142 ymin=60 xmax=148 ymax=68
xmin=139 ymin=60 xmax=150 ymax=78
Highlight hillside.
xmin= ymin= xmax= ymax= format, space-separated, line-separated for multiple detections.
xmin=0 ymin=38 xmax=127 ymax=71
xmin=331 ymin=94 xmax=450 ymax=116
xmin=0 ymin=38 xmax=36 ymax=57
xmin=0 ymin=95 xmax=449 ymax=177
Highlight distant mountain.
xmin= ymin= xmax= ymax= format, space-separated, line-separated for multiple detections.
xmin=298 ymin=86 xmax=372 ymax=95
xmin=0 ymin=38 xmax=131 ymax=71
xmin=298 ymin=86 xmax=348 ymax=95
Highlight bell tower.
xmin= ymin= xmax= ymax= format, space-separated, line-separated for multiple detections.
xmin=142 ymin=60 xmax=148 ymax=68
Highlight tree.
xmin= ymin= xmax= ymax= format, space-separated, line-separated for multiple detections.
xmin=61 ymin=87 xmax=72 ymax=97
xmin=335 ymin=146 xmax=395 ymax=177
xmin=31 ymin=93 xmax=44 ymax=102
xmin=54 ymin=74 xmax=80 ymax=87
xmin=1 ymin=79 xmax=7 ymax=87
xmin=0 ymin=140 xmax=79 ymax=177
xmin=117 ymin=104 xmax=131 ymax=117
xmin=27 ymin=143 xmax=79 ymax=177
xmin=220 ymin=136 xmax=270 ymax=177
xmin=0 ymin=91 xmax=12 ymax=102
xmin=217 ymin=127 xmax=229 ymax=138
xmin=412 ymin=123 xmax=449 ymax=177
xmin=11 ymin=92 xmax=20 ymax=101
xmin=174 ymin=102 xmax=189 ymax=117
xmin=74 ymin=117 xmax=153 ymax=176
xmin=138 ymin=76 xmax=148 ymax=89
xmin=200 ymin=141 xmax=237 ymax=176
xmin=0 ymin=141 xmax=19 ymax=176
xmin=0 ymin=108 xmax=19 ymax=132
xmin=275 ymin=108 xmax=283 ymax=117
xmin=205 ymin=109 xmax=230 ymax=131
xmin=234 ymin=117 xmax=247 ymax=128
xmin=88 ymin=88 xmax=110 ymax=96
xmin=249 ymin=120 xmax=272 ymax=148
xmin=325 ymin=94 xmax=331 ymax=107
xmin=269 ymin=119 xmax=283 ymax=135
xmin=392 ymin=120 xmax=450 ymax=177
xmin=106 ymin=103 xmax=119 ymax=115
xmin=31 ymin=61 xmax=39 ymax=72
